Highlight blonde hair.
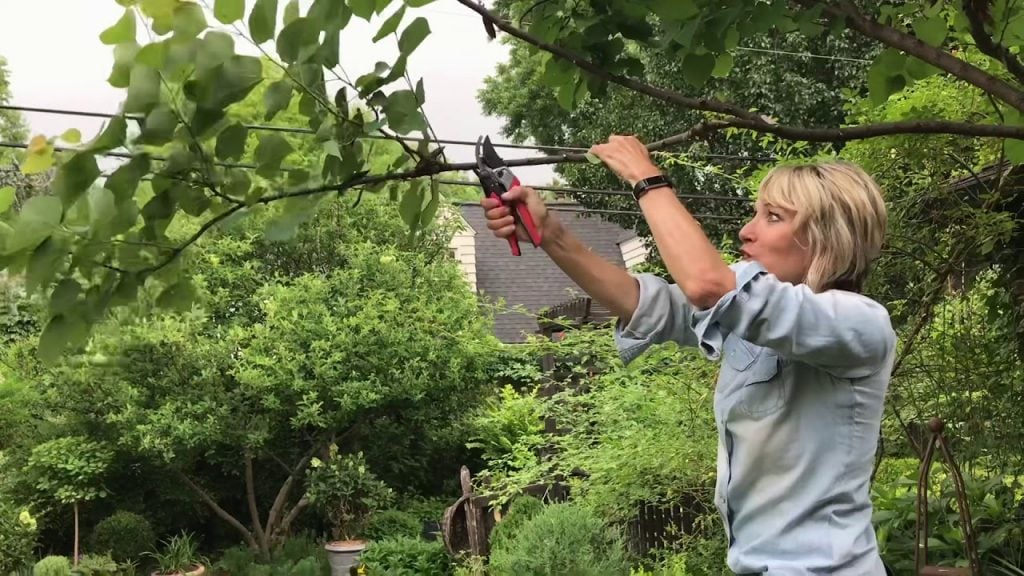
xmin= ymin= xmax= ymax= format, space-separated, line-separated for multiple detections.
xmin=758 ymin=160 xmax=887 ymax=293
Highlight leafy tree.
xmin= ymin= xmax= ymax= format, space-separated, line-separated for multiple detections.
xmin=35 ymin=192 xmax=495 ymax=556
xmin=478 ymin=29 xmax=876 ymax=247
xmin=24 ymin=436 xmax=112 ymax=569
xmin=0 ymin=55 xmax=27 ymax=162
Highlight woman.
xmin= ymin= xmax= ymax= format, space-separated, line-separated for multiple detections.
xmin=481 ymin=135 xmax=895 ymax=575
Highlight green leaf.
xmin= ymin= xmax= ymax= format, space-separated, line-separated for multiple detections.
xmin=711 ymin=52 xmax=734 ymax=78
xmin=350 ymin=0 xmax=376 ymax=20
xmin=25 ymin=237 xmax=66 ymax=293
xmin=101 ymin=9 xmax=137 ymax=45
xmin=374 ymin=5 xmax=406 ymax=41
xmin=404 ymin=0 xmax=434 ymax=5
xmin=277 ymin=17 xmax=320 ymax=63
xmin=140 ymin=0 xmax=177 ymax=33
xmin=108 ymin=42 xmax=141 ymax=88
xmin=89 ymin=187 xmax=118 ymax=230
xmin=105 ymin=155 xmax=151 ymax=202
xmin=196 ymin=31 xmax=236 ymax=73
xmin=912 ymin=15 xmax=947 ymax=47
xmin=584 ymin=152 xmax=601 ymax=164
xmin=86 ymin=116 xmax=128 ymax=153
xmin=214 ymin=0 xmax=245 ymax=24
xmin=398 ymin=17 xmax=430 ymax=56
xmin=284 ymin=0 xmax=301 ymax=25
xmin=249 ymin=0 xmax=279 ymax=44
xmin=60 ymin=129 xmax=82 ymax=144
xmin=650 ymin=0 xmax=698 ymax=21
xmin=37 ymin=313 xmax=88 ymax=365
xmin=21 ymin=144 xmax=54 ymax=175
xmin=217 ymin=123 xmax=250 ymax=161
xmin=0 ymin=187 xmax=14 ymax=213
xmin=399 ymin=180 xmax=424 ymax=228
xmin=173 ymin=2 xmax=208 ymax=40
xmin=139 ymin=105 xmax=179 ymax=145
xmin=50 ymin=279 xmax=82 ymax=315
xmin=184 ymin=55 xmax=263 ymax=109
xmin=382 ymin=90 xmax=426 ymax=134
xmin=124 ymin=65 xmax=162 ymax=114
xmin=682 ymin=52 xmax=716 ymax=88
xmin=255 ymin=133 xmax=295 ymax=177
xmin=868 ymin=49 xmax=908 ymax=106
xmin=263 ymin=79 xmax=294 ymax=121
xmin=5 ymin=196 xmax=63 ymax=255
xmin=136 ymin=41 xmax=168 ymax=68
xmin=154 ymin=276 xmax=196 ymax=309
xmin=1004 ymin=139 xmax=1024 ymax=164
xmin=53 ymin=154 xmax=101 ymax=208
xmin=420 ymin=179 xmax=440 ymax=228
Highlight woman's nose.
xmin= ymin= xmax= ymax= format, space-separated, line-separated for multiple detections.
xmin=739 ymin=219 xmax=755 ymax=243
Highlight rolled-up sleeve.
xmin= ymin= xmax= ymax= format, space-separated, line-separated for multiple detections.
xmin=614 ymin=274 xmax=698 ymax=365
xmin=691 ymin=261 xmax=895 ymax=378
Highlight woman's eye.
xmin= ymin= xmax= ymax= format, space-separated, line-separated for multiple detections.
xmin=767 ymin=211 xmax=781 ymax=222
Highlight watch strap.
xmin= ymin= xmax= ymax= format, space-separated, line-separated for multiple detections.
xmin=632 ymin=175 xmax=673 ymax=201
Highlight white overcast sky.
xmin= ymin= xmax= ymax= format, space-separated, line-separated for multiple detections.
xmin=0 ymin=0 xmax=556 ymax=183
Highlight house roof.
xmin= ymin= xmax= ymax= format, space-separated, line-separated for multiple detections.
xmin=456 ymin=202 xmax=634 ymax=343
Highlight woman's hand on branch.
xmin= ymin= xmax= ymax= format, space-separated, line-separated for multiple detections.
xmin=588 ymin=134 xmax=664 ymax=187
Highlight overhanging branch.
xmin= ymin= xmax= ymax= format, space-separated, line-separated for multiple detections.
xmin=817 ymin=0 xmax=1024 ymax=113
xmin=454 ymin=0 xmax=1024 ymax=138
xmin=962 ymin=0 xmax=1024 ymax=85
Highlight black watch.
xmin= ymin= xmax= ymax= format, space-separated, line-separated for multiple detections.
xmin=632 ymin=175 xmax=673 ymax=202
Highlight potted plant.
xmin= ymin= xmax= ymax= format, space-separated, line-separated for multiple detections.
xmin=305 ymin=446 xmax=394 ymax=576
xmin=145 ymin=531 xmax=206 ymax=576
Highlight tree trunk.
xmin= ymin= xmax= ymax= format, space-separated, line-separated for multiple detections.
xmin=244 ymin=451 xmax=270 ymax=558
xmin=73 ymin=501 xmax=80 ymax=568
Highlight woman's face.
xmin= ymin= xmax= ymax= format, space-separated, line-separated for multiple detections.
xmin=738 ymin=199 xmax=812 ymax=285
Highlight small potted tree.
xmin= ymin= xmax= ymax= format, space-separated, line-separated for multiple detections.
xmin=305 ymin=446 xmax=394 ymax=576
xmin=25 ymin=436 xmax=112 ymax=571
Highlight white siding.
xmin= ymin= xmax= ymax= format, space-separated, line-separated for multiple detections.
xmin=442 ymin=207 xmax=478 ymax=293
xmin=619 ymin=235 xmax=649 ymax=270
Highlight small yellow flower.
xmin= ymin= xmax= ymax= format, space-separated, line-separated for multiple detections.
xmin=357 ymin=564 xmax=367 ymax=575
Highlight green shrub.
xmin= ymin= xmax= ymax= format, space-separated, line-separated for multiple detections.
xmin=488 ymin=495 xmax=544 ymax=555
xmin=362 ymin=509 xmax=422 ymax=541
xmin=74 ymin=553 xmax=121 ymax=576
xmin=360 ymin=537 xmax=452 ymax=575
xmin=0 ymin=501 xmax=38 ymax=574
xmin=89 ymin=511 xmax=155 ymax=564
xmin=487 ymin=501 xmax=630 ymax=576
xmin=32 ymin=556 xmax=71 ymax=576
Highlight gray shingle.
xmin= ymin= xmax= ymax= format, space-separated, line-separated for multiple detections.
xmin=457 ymin=202 xmax=635 ymax=343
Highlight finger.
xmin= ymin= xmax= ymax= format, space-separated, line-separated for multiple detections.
xmin=487 ymin=216 xmax=515 ymax=231
xmin=502 ymin=186 xmax=528 ymax=202
xmin=481 ymin=197 xmax=502 ymax=210
xmin=484 ymin=207 xmax=509 ymax=222
xmin=494 ymin=224 xmax=517 ymax=238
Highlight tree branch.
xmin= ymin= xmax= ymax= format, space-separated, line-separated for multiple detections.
xmin=454 ymin=0 xmax=1024 ymax=140
xmin=176 ymin=470 xmax=258 ymax=551
xmin=277 ymin=496 xmax=310 ymax=540
xmin=962 ymin=0 xmax=1024 ymax=85
xmin=265 ymin=442 xmax=321 ymax=540
xmin=814 ymin=0 xmax=1024 ymax=112
xmin=453 ymin=0 xmax=764 ymax=123
xmin=244 ymin=451 xmax=269 ymax=555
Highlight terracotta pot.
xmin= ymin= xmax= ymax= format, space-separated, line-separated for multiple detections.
xmin=151 ymin=564 xmax=205 ymax=576
xmin=324 ymin=540 xmax=367 ymax=576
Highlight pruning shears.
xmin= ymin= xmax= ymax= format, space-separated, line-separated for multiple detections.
xmin=474 ymin=136 xmax=543 ymax=256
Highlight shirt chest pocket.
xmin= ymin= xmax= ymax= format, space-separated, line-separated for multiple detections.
xmin=723 ymin=335 xmax=786 ymax=417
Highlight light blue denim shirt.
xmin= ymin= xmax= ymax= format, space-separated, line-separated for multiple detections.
xmin=615 ymin=260 xmax=896 ymax=575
